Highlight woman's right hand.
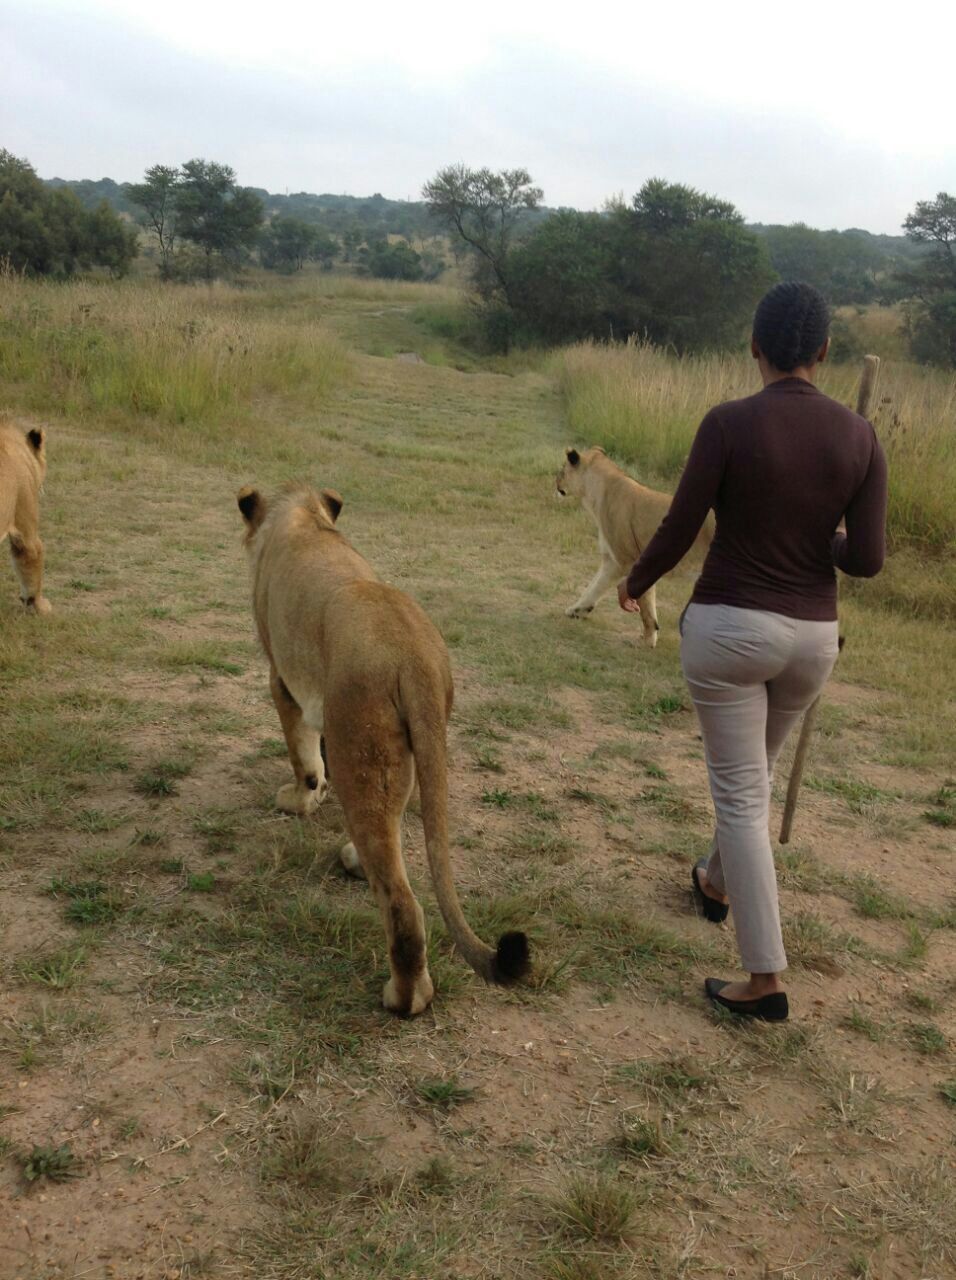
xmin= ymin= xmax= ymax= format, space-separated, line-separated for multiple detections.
xmin=618 ymin=581 xmax=642 ymax=613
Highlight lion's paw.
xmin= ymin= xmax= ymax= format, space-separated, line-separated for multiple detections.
xmin=340 ymin=841 xmax=366 ymax=879
xmin=276 ymin=782 xmax=322 ymax=815
xmin=25 ymin=596 xmax=53 ymax=616
xmin=566 ymin=604 xmax=593 ymax=619
xmin=383 ymin=972 xmax=434 ymax=1017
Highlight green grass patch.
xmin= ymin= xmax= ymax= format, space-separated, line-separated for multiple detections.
xmin=413 ymin=1078 xmax=475 ymax=1111
xmin=906 ymin=1023 xmax=948 ymax=1056
xmin=18 ymin=1142 xmax=84 ymax=1184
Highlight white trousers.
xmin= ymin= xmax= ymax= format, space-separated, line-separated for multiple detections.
xmin=680 ymin=603 xmax=840 ymax=974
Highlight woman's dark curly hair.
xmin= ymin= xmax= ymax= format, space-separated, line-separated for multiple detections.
xmin=752 ymin=281 xmax=830 ymax=373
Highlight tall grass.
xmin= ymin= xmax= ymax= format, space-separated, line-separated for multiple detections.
xmin=0 ymin=270 xmax=351 ymax=435
xmin=555 ymin=339 xmax=956 ymax=556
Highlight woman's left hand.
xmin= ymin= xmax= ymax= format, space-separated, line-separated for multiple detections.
xmin=618 ymin=581 xmax=642 ymax=613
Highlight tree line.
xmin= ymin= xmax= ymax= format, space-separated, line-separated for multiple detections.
xmin=0 ymin=152 xmax=438 ymax=283
xmin=423 ymin=165 xmax=956 ymax=363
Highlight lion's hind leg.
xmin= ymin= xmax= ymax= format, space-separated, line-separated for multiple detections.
xmin=327 ymin=713 xmax=434 ymax=1016
xmin=269 ymin=669 xmax=327 ymax=814
xmin=638 ymin=584 xmax=660 ymax=647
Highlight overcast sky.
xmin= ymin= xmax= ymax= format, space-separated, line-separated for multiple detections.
xmin=3 ymin=0 xmax=953 ymax=234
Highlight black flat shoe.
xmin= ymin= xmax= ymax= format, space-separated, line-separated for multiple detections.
xmin=705 ymin=977 xmax=789 ymax=1022
xmin=692 ymin=859 xmax=729 ymax=923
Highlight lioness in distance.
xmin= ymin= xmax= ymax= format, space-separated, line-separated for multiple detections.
xmin=0 ymin=417 xmax=52 ymax=615
xmin=556 ymin=447 xmax=713 ymax=645
xmin=238 ymin=481 xmax=529 ymax=1016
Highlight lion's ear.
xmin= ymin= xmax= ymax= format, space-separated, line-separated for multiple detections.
xmin=237 ymin=485 xmax=264 ymax=528
xmin=321 ymin=488 xmax=343 ymax=523
xmin=566 ymin=448 xmax=580 ymax=466
xmin=26 ymin=427 xmax=45 ymax=455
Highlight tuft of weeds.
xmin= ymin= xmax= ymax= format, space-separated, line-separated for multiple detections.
xmin=548 ymin=1172 xmax=639 ymax=1243
xmin=617 ymin=1113 xmax=677 ymax=1159
xmin=783 ymin=911 xmax=861 ymax=975
xmin=158 ymin=641 xmax=243 ymax=676
xmin=413 ymin=1077 xmax=475 ymax=1111
xmin=904 ymin=989 xmax=939 ymax=1014
xmin=73 ymin=807 xmax=127 ymax=834
xmin=851 ymin=875 xmax=913 ymax=921
xmin=923 ymin=781 xmax=955 ymax=828
xmin=194 ymin=808 xmax=240 ymax=853
xmin=473 ymin=743 xmax=505 ymax=772
xmin=504 ymin=828 xmax=573 ymax=863
xmin=557 ymin=905 xmax=706 ymax=987
xmin=906 ymin=1023 xmax=948 ymax=1056
xmin=18 ymin=1142 xmax=84 ymax=1184
xmin=615 ymin=1055 xmax=716 ymax=1107
xmin=45 ymin=877 xmax=123 ymax=927
xmin=637 ymin=783 xmax=705 ymax=826
xmin=900 ymin=923 xmax=929 ymax=966
xmin=409 ymin=1155 xmax=458 ymax=1197
xmin=805 ymin=773 xmax=898 ymax=816
xmin=187 ymin=872 xmax=217 ymax=893
xmin=15 ymin=944 xmax=88 ymax=990
xmin=135 ymin=754 xmax=195 ymax=798
xmin=260 ymin=1115 xmax=367 ymax=1198
xmin=131 ymin=826 xmax=165 ymax=846
xmin=842 ymin=1008 xmax=885 ymax=1042
xmin=821 ymin=1070 xmax=891 ymax=1136
xmin=775 ymin=844 xmax=831 ymax=894
xmin=939 ymin=1080 xmax=956 ymax=1107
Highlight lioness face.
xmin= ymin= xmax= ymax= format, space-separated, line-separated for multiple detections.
xmin=555 ymin=448 xmax=585 ymax=498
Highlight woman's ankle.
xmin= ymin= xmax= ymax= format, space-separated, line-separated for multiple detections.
xmin=749 ymin=972 xmax=784 ymax=997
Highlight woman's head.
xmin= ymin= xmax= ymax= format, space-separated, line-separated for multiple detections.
xmin=752 ymin=281 xmax=830 ymax=374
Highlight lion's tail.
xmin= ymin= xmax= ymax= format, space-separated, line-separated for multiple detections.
xmin=405 ymin=674 xmax=530 ymax=986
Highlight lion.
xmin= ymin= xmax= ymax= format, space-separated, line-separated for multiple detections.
xmin=238 ymin=480 xmax=530 ymax=1017
xmin=0 ymin=417 xmax=52 ymax=615
xmin=555 ymin=446 xmax=713 ymax=645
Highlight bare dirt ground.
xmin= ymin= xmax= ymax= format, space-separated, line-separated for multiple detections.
xmin=1 ymin=305 xmax=954 ymax=1280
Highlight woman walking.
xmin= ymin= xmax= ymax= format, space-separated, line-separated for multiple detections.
xmin=619 ymin=282 xmax=887 ymax=1021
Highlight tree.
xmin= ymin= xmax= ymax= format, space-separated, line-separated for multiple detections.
xmin=174 ymin=160 xmax=264 ymax=278
xmin=360 ymin=239 xmax=424 ymax=281
xmin=606 ymin=180 xmax=775 ymax=351
xmin=508 ymin=210 xmax=614 ymax=343
xmin=341 ymin=224 xmax=364 ymax=262
xmin=900 ymin=193 xmax=956 ymax=367
xmin=124 ymin=165 xmax=180 ymax=277
xmin=755 ymin=223 xmax=883 ymax=305
xmin=422 ymin=165 xmax=542 ymax=308
xmin=0 ymin=149 xmax=137 ymax=277
xmin=260 ymin=216 xmax=317 ymax=271
xmin=85 ymin=200 xmax=138 ymax=276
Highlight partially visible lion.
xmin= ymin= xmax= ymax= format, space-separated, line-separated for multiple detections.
xmin=238 ymin=480 xmax=530 ymax=1016
xmin=0 ymin=417 xmax=52 ymax=615
xmin=555 ymin=447 xmax=713 ymax=645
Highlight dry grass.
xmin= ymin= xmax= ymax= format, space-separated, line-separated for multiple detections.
xmin=0 ymin=268 xmax=351 ymax=461
xmin=554 ymin=338 xmax=956 ymax=557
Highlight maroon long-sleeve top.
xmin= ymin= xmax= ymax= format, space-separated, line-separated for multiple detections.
xmin=625 ymin=376 xmax=888 ymax=622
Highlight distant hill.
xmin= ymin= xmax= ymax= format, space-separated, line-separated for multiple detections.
xmin=47 ymin=176 xmax=917 ymax=254
xmin=43 ymin=176 xmax=453 ymax=241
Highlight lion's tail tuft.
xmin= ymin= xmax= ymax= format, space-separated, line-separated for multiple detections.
xmin=491 ymin=931 xmax=531 ymax=984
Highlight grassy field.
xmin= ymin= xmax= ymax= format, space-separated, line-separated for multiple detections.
xmin=1 ymin=272 xmax=954 ymax=1280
